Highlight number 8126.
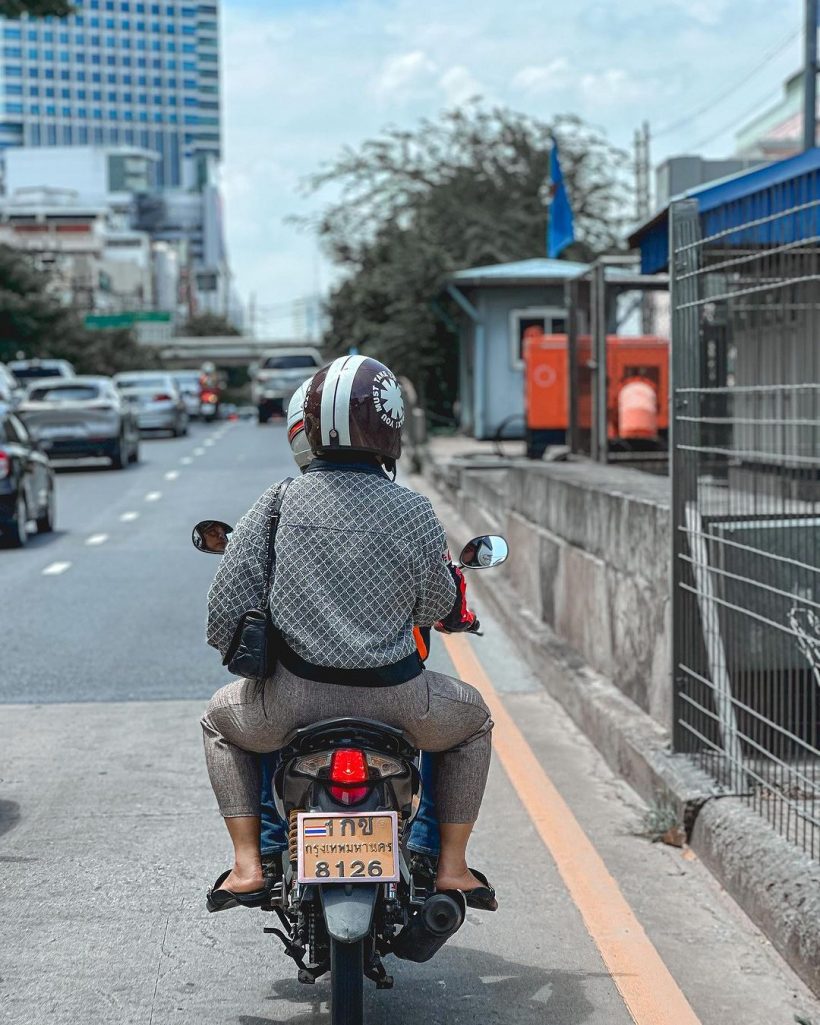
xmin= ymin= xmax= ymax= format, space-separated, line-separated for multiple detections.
xmin=314 ymin=859 xmax=384 ymax=879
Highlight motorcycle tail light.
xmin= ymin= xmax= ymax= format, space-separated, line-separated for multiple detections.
xmin=0 ymin=450 xmax=9 ymax=479
xmin=366 ymin=752 xmax=405 ymax=778
xmin=153 ymin=393 xmax=172 ymax=402
xmin=329 ymin=784 xmax=370 ymax=806
xmin=330 ymin=748 xmax=368 ymax=785
xmin=201 ymin=391 xmax=218 ymax=404
xmin=293 ymin=752 xmax=332 ymax=777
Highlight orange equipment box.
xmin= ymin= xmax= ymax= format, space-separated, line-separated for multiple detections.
xmin=524 ymin=333 xmax=669 ymax=442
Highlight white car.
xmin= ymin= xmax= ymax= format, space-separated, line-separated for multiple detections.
xmin=114 ymin=371 xmax=189 ymax=437
xmin=8 ymin=358 xmax=75 ymax=386
xmin=251 ymin=348 xmax=323 ymax=423
xmin=0 ymin=362 xmax=20 ymax=414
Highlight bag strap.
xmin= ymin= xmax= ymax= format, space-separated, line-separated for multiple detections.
xmin=262 ymin=477 xmax=293 ymax=601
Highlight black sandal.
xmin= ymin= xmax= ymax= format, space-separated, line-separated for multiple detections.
xmin=206 ymin=870 xmax=271 ymax=913
xmin=461 ymin=868 xmax=498 ymax=912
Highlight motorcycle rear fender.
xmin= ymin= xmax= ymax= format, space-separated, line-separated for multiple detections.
xmin=319 ymin=883 xmax=379 ymax=943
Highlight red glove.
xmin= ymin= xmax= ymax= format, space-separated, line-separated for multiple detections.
xmin=434 ymin=562 xmax=478 ymax=633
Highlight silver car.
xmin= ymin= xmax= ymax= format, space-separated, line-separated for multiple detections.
xmin=171 ymin=370 xmax=203 ymax=420
xmin=114 ymin=371 xmax=189 ymax=437
xmin=17 ymin=376 xmax=140 ymax=469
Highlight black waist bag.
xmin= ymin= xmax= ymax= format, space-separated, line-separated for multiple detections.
xmin=223 ymin=477 xmax=293 ymax=682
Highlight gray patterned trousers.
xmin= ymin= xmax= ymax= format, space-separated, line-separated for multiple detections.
xmin=201 ymin=664 xmax=493 ymax=823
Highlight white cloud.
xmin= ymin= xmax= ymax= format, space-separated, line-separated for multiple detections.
xmin=511 ymin=59 xmax=571 ymax=95
xmin=439 ymin=66 xmax=484 ymax=107
xmin=374 ymin=50 xmax=436 ymax=98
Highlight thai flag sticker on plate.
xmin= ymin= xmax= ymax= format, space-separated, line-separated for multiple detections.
xmin=304 ymin=826 xmax=329 ymax=836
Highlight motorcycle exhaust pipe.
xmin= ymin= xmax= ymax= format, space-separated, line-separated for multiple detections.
xmin=390 ymin=891 xmax=466 ymax=963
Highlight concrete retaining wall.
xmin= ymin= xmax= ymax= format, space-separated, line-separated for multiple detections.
xmin=430 ymin=456 xmax=673 ymax=729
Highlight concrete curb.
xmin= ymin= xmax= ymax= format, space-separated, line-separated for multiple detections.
xmin=415 ymin=464 xmax=820 ymax=997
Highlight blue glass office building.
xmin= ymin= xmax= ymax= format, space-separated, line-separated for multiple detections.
xmin=0 ymin=0 xmax=220 ymax=188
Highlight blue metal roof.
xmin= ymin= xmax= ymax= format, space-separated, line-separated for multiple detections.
xmin=629 ymin=147 xmax=820 ymax=273
xmin=450 ymin=257 xmax=590 ymax=286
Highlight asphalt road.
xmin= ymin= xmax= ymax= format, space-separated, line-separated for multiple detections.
xmin=1 ymin=420 xmax=819 ymax=1025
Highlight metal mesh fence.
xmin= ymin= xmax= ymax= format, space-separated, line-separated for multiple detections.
xmin=670 ymin=183 xmax=820 ymax=858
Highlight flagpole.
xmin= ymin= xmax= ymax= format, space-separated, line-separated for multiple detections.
xmin=804 ymin=0 xmax=818 ymax=150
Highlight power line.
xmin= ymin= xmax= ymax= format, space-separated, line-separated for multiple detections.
xmin=654 ymin=27 xmax=799 ymax=138
xmin=690 ymin=84 xmax=785 ymax=150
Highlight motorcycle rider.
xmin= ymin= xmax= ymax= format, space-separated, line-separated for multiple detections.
xmin=259 ymin=378 xmax=460 ymax=868
xmin=201 ymin=355 xmax=496 ymax=911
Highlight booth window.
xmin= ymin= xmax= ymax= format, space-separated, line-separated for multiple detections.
xmin=509 ymin=308 xmax=566 ymax=368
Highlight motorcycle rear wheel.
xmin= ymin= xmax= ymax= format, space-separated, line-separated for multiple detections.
xmin=330 ymin=937 xmax=364 ymax=1025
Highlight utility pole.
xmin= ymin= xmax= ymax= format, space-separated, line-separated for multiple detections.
xmin=634 ymin=121 xmax=651 ymax=223
xmin=248 ymin=291 xmax=256 ymax=339
xmin=804 ymin=0 xmax=818 ymax=150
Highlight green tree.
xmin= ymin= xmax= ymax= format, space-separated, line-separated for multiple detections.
xmin=0 ymin=1 xmax=74 ymax=15
xmin=304 ymin=105 xmax=632 ymax=416
xmin=0 ymin=245 xmax=161 ymax=374
xmin=180 ymin=312 xmax=241 ymax=336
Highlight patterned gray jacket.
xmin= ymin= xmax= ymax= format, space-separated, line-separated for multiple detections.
xmin=206 ymin=464 xmax=457 ymax=672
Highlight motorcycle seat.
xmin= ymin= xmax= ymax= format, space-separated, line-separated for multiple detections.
xmin=281 ymin=717 xmax=418 ymax=761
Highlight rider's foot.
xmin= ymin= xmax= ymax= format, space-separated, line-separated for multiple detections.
xmin=434 ymin=867 xmax=486 ymax=893
xmin=219 ymin=864 xmax=266 ymax=894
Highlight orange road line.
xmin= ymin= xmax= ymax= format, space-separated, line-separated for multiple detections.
xmin=442 ymin=632 xmax=702 ymax=1025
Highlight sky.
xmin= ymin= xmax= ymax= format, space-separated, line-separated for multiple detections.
xmin=220 ymin=0 xmax=804 ymax=333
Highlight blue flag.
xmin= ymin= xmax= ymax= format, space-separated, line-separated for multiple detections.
xmin=547 ymin=139 xmax=575 ymax=259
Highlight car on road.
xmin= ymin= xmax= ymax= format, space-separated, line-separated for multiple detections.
xmin=251 ymin=347 xmax=323 ymax=423
xmin=16 ymin=376 xmax=140 ymax=470
xmin=0 ymin=362 xmax=21 ymax=414
xmin=8 ymin=358 xmax=75 ymax=385
xmin=171 ymin=369 xmax=204 ymax=421
xmin=113 ymin=371 xmax=189 ymax=437
xmin=0 ymin=411 xmax=55 ymax=548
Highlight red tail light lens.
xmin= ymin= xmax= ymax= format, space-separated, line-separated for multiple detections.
xmin=330 ymin=748 xmax=368 ymax=785
xmin=153 ymin=393 xmax=172 ymax=401
xmin=329 ymin=749 xmax=371 ymax=806
xmin=201 ymin=391 xmax=217 ymax=404
xmin=0 ymin=450 xmax=9 ymax=480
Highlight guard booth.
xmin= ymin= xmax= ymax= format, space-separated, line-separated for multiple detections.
xmin=524 ymin=332 xmax=669 ymax=459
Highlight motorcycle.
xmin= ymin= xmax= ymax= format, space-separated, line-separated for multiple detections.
xmin=192 ymin=522 xmax=508 ymax=1024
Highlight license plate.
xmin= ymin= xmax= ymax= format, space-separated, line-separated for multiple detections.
xmin=38 ymin=426 xmax=84 ymax=440
xmin=297 ymin=811 xmax=399 ymax=884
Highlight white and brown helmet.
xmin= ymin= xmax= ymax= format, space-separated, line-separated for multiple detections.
xmin=304 ymin=354 xmax=404 ymax=463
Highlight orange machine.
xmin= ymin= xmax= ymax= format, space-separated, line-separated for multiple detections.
xmin=524 ymin=333 xmax=669 ymax=457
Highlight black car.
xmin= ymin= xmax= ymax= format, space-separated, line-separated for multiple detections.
xmin=0 ymin=412 xmax=55 ymax=548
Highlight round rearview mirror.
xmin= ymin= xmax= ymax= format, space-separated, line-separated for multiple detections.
xmin=192 ymin=519 xmax=234 ymax=555
xmin=459 ymin=535 xmax=509 ymax=569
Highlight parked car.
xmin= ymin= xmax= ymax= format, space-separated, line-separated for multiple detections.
xmin=251 ymin=347 xmax=323 ymax=423
xmin=0 ymin=362 xmax=20 ymax=414
xmin=16 ymin=376 xmax=140 ymax=470
xmin=171 ymin=370 xmax=203 ymax=420
xmin=8 ymin=358 xmax=75 ymax=385
xmin=0 ymin=411 xmax=55 ymax=548
xmin=113 ymin=371 xmax=189 ymax=437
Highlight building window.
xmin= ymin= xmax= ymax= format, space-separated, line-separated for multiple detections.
xmin=62 ymin=105 xmax=71 ymax=117
xmin=89 ymin=17 xmax=100 ymax=27
xmin=46 ymin=104 xmax=56 ymax=116
xmin=124 ymin=109 xmax=133 ymax=120
xmin=75 ymin=53 xmax=86 ymax=63
xmin=75 ymin=33 xmax=85 ymax=44
xmin=47 ymin=124 xmax=57 ymax=144
xmin=138 ymin=110 xmax=147 ymax=121
xmin=150 ymin=20 xmax=160 ymax=31
xmin=106 ymin=72 xmax=116 ymax=82
xmin=5 ymin=102 xmax=23 ymax=114
xmin=137 ymin=92 xmax=147 ymax=103
xmin=93 ymin=127 xmax=103 ymax=142
xmin=93 ymin=107 xmax=103 ymax=118
xmin=183 ymin=96 xmax=196 ymax=107
xmin=137 ymin=74 xmax=146 ymax=85
xmin=121 ymin=19 xmax=131 ymax=30
xmin=105 ymin=34 xmax=115 ymax=45
xmin=79 ymin=126 xmax=89 ymax=143
xmin=92 ymin=89 xmax=101 ymax=100
xmin=136 ymin=58 xmax=146 ymax=67
xmin=28 ymin=85 xmax=38 ymax=96
xmin=124 ymin=127 xmax=134 ymax=142
xmin=181 ymin=24 xmax=195 ymax=36
xmin=30 ymin=110 xmax=40 ymax=123
xmin=77 ymin=89 xmax=86 ymax=99
xmin=5 ymin=84 xmax=22 ymax=96
xmin=508 ymin=308 xmax=568 ymax=368
xmin=92 ymin=72 xmax=101 ymax=82
xmin=91 ymin=54 xmax=101 ymax=64
xmin=90 ymin=34 xmax=100 ymax=45
xmin=123 ymin=91 xmax=132 ymax=103
xmin=181 ymin=42 xmax=195 ymax=53
xmin=90 ymin=0 xmax=100 ymax=8
xmin=59 ymin=31 xmax=69 ymax=43
xmin=61 ymin=87 xmax=70 ymax=98
xmin=107 ymin=90 xmax=116 ymax=101
xmin=5 ymin=66 xmax=22 ymax=77
xmin=77 ymin=71 xmax=87 ymax=82
xmin=27 ymin=48 xmax=37 ymax=59
xmin=43 ymin=32 xmax=54 ymax=42
xmin=59 ymin=50 xmax=70 ymax=61
xmin=122 ymin=56 xmax=132 ymax=66
xmin=105 ymin=17 xmax=115 ymax=28
xmin=78 ymin=107 xmax=87 ymax=118
xmin=136 ymin=37 xmax=146 ymax=49
xmin=168 ymin=112 xmax=177 ymax=123
xmin=44 ymin=69 xmax=55 ymax=79
xmin=183 ymin=60 xmax=197 ymax=71
xmin=108 ymin=108 xmax=117 ymax=119
xmin=3 ymin=27 xmax=22 ymax=40
xmin=45 ymin=87 xmax=55 ymax=97
xmin=106 ymin=55 xmax=116 ymax=65
xmin=3 ymin=47 xmax=21 ymax=58
xmin=166 ymin=59 xmax=176 ymax=69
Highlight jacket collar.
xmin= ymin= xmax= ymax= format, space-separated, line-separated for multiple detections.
xmin=306 ymin=457 xmax=386 ymax=478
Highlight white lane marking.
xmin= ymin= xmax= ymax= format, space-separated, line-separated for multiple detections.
xmin=145 ymin=491 xmax=162 ymax=502
xmin=164 ymin=470 xmax=180 ymax=481
xmin=85 ymin=533 xmax=109 ymax=546
xmin=180 ymin=456 xmax=193 ymax=465
xmin=193 ymin=448 xmax=205 ymax=456
xmin=203 ymin=438 xmax=215 ymax=447
xmin=120 ymin=511 xmax=139 ymax=522
xmin=42 ymin=561 xmax=71 ymax=576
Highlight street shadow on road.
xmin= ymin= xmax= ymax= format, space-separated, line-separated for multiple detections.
xmin=0 ymin=800 xmax=20 ymax=839
xmin=237 ymin=945 xmax=605 ymax=1025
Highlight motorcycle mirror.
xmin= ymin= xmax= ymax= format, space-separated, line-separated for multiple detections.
xmin=192 ymin=519 xmax=234 ymax=555
xmin=458 ymin=535 xmax=509 ymax=569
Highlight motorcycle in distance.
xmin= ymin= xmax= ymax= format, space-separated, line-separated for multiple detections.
xmin=191 ymin=521 xmax=509 ymax=1025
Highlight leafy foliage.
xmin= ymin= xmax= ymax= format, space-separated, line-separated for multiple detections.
xmin=0 ymin=0 xmax=73 ymax=15
xmin=179 ymin=312 xmax=241 ymax=337
xmin=303 ymin=105 xmax=632 ymax=415
xmin=0 ymin=245 xmax=162 ymax=375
